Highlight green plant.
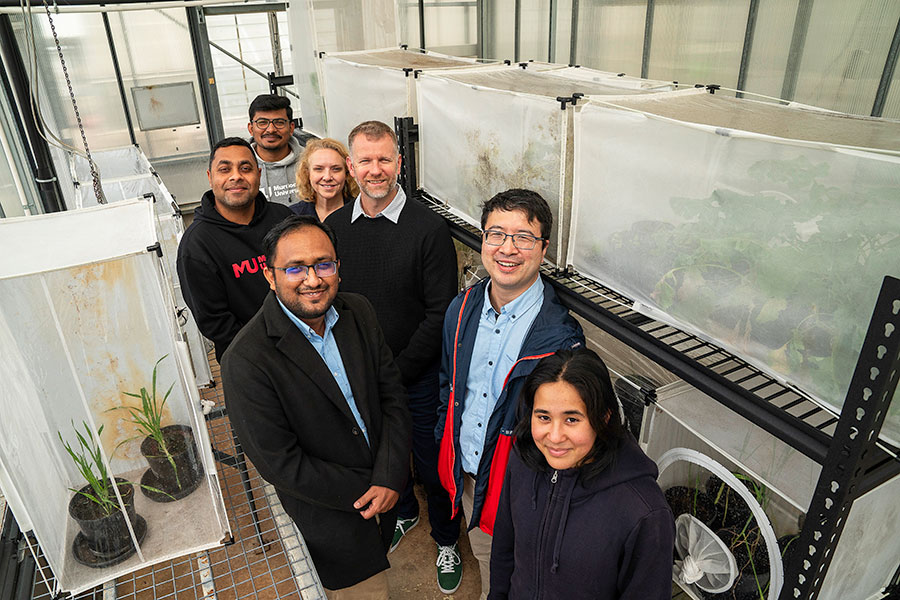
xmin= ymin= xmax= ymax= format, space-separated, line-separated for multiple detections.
xmin=112 ymin=355 xmax=179 ymax=487
xmin=59 ymin=422 xmax=120 ymax=516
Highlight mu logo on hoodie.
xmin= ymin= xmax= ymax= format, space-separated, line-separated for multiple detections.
xmin=232 ymin=254 xmax=268 ymax=279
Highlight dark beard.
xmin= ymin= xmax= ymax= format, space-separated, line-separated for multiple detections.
xmin=277 ymin=289 xmax=332 ymax=321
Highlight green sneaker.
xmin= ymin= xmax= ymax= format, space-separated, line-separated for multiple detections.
xmin=389 ymin=515 xmax=419 ymax=553
xmin=436 ymin=542 xmax=462 ymax=594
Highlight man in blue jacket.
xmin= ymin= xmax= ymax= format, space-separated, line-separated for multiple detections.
xmin=436 ymin=189 xmax=584 ymax=599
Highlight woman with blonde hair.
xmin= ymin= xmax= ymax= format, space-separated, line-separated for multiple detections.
xmin=290 ymin=138 xmax=358 ymax=221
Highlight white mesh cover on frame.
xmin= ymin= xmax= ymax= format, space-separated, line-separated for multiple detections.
xmin=569 ymin=97 xmax=900 ymax=443
xmin=321 ymin=48 xmax=478 ymax=144
xmin=70 ymin=147 xmax=212 ymax=388
xmin=416 ymin=71 xmax=567 ymax=259
xmin=0 ymin=201 xmax=229 ymax=595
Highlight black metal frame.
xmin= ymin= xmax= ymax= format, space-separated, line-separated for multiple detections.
xmin=394 ymin=116 xmax=900 ymax=600
xmin=0 ymin=508 xmax=36 ymax=600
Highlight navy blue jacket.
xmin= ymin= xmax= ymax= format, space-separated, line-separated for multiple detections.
xmin=436 ymin=276 xmax=584 ymax=534
xmin=489 ymin=440 xmax=675 ymax=599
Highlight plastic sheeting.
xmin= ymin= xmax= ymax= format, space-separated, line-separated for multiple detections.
xmin=570 ymin=94 xmax=900 ymax=443
xmin=72 ymin=147 xmax=212 ymax=388
xmin=321 ymin=48 xmax=478 ymax=143
xmin=0 ymin=201 xmax=228 ymax=595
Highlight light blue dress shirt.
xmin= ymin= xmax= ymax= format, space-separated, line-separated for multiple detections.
xmin=459 ymin=276 xmax=544 ymax=474
xmin=277 ymin=298 xmax=369 ymax=444
xmin=350 ymin=185 xmax=406 ymax=223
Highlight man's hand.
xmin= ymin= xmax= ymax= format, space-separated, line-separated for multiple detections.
xmin=353 ymin=485 xmax=399 ymax=520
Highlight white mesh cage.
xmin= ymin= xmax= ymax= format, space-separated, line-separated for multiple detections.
xmin=657 ymin=447 xmax=783 ymax=600
xmin=570 ymin=93 xmax=900 ymax=443
xmin=0 ymin=201 xmax=229 ymax=595
xmin=321 ymin=48 xmax=478 ymax=143
xmin=417 ymin=65 xmax=677 ymax=264
xmin=71 ymin=147 xmax=212 ymax=388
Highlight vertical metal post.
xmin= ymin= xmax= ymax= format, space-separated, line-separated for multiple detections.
xmin=871 ymin=14 xmax=900 ymax=117
xmin=569 ymin=0 xmax=579 ymax=66
xmin=780 ymin=0 xmax=814 ymax=102
xmin=187 ymin=7 xmax=225 ymax=147
xmin=782 ymin=276 xmax=900 ymax=600
xmin=735 ymin=0 xmax=759 ymax=98
xmin=640 ymin=0 xmax=655 ymax=80
xmin=514 ymin=0 xmax=521 ymax=62
xmin=476 ymin=0 xmax=484 ymax=58
xmin=548 ymin=0 xmax=557 ymax=63
xmin=101 ymin=12 xmax=136 ymax=146
xmin=418 ymin=0 xmax=426 ymax=49
xmin=394 ymin=116 xmax=418 ymax=201
xmin=268 ymin=11 xmax=284 ymax=79
xmin=0 ymin=15 xmax=64 ymax=213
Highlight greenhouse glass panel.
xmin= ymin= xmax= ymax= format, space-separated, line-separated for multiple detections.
xmin=321 ymin=49 xmax=479 ymax=143
xmin=108 ymin=9 xmax=208 ymax=159
xmin=792 ymin=0 xmax=900 ymax=116
xmin=287 ymin=0 xmax=327 ymax=136
xmin=0 ymin=201 xmax=228 ymax=595
xmin=10 ymin=13 xmax=130 ymax=151
xmin=483 ymin=0 xmax=516 ymax=61
xmin=519 ymin=0 xmax=551 ymax=62
xmin=741 ymin=0 xmax=799 ymax=99
xmin=423 ymin=2 xmax=478 ymax=57
xmin=569 ymin=93 xmax=900 ymax=443
xmin=575 ymin=0 xmax=645 ymax=77
xmin=646 ymin=0 xmax=748 ymax=89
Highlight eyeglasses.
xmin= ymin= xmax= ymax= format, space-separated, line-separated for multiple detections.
xmin=482 ymin=230 xmax=545 ymax=250
xmin=252 ymin=118 xmax=290 ymax=130
xmin=271 ymin=261 xmax=337 ymax=280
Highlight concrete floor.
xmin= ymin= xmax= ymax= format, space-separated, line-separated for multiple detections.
xmin=386 ymin=485 xmax=482 ymax=600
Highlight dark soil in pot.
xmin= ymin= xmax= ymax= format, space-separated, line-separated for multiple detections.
xmin=706 ymin=475 xmax=756 ymax=531
xmin=140 ymin=424 xmax=204 ymax=501
xmin=69 ymin=478 xmax=147 ymax=567
xmin=665 ymin=486 xmax=718 ymax=527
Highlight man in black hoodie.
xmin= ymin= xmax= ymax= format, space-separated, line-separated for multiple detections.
xmin=177 ymin=137 xmax=292 ymax=361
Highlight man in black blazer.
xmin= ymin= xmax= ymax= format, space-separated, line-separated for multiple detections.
xmin=222 ymin=215 xmax=411 ymax=598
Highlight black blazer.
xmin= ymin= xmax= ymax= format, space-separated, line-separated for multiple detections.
xmin=222 ymin=291 xmax=411 ymax=589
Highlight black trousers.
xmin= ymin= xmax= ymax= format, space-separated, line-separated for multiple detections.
xmin=395 ymin=365 xmax=462 ymax=546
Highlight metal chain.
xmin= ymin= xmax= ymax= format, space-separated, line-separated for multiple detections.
xmin=43 ymin=0 xmax=106 ymax=204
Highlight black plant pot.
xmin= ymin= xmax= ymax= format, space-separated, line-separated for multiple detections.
xmin=69 ymin=478 xmax=147 ymax=568
xmin=140 ymin=425 xmax=204 ymax=501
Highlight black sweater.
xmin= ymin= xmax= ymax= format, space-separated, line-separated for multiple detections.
xmin=176 ymin=190 xmax=291 ymax=361
xmin=489 ymin=439 xmax=675 ymax=600
xmin=326 ymin=197 xmax=458 ymax=384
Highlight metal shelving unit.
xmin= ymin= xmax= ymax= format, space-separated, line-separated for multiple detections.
xmin=396 ymin=117 xmax=900 ymax=600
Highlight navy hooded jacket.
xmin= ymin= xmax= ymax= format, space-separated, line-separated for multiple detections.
xmin=489 ymin=438 xmax=675 ymax=599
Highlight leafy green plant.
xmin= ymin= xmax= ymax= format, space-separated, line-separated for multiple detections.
xmin=59 ymin=422 xmax=120 ymax=516
xmin=111 ymin=355 xmax=179 ymax=487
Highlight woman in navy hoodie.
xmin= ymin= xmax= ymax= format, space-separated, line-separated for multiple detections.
xmin=488 ymin=348 xmax=674 ymax=599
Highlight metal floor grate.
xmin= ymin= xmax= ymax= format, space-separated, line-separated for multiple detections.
xmin=27 ymin=354 xmax=325 ymax=600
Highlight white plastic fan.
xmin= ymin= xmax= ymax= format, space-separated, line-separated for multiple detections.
xmin=674 ymin=513 xmax=738 ymax=593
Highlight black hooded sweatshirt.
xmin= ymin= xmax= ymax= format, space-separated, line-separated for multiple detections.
xmin=489 ymin=437 xmax=675 ymax=599
xmin=176 ymin=190 xmax=291 ymax=361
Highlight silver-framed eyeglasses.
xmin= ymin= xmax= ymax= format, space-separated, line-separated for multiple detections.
xmin=271 ymin=261 xmax=338 ymax=280
xmin=252 ymin=118 xmax=290 ymax=130
xmin=482 ymin=230 xmax=545 ymax=250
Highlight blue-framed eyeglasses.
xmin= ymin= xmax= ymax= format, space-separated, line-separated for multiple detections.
xmin=271 ymin=261 xmax=338 ymax=280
